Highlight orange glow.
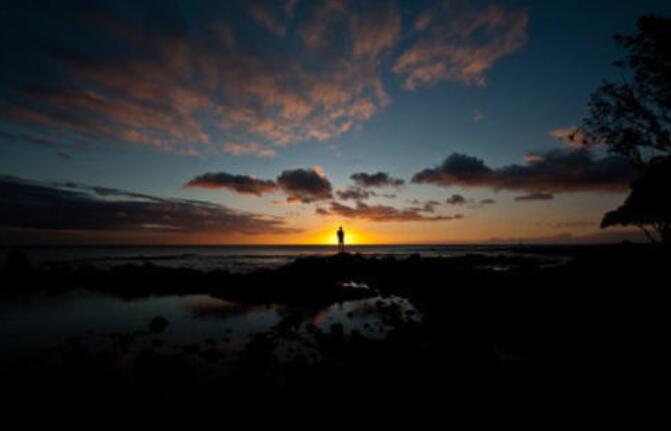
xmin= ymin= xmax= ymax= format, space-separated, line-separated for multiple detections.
xmin=308 ymin=225 xmax=372 ymax=245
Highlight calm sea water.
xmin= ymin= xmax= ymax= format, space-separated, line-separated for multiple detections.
xmin=0 ymin=244 xmax=566 ymax=273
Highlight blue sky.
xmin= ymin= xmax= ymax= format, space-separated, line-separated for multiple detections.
xmin=1 ymin=0 xmax=669 ymax=244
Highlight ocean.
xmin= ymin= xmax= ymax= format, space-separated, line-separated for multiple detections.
xmin=0 ymin=244 xmax=570 ymax=273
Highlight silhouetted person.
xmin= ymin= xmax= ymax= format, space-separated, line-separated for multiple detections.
xmin=337 ymin=226 xmax=345 ymax=253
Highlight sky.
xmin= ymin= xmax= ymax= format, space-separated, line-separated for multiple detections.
xmin=1 ymin=0 xmax=669 ymax=245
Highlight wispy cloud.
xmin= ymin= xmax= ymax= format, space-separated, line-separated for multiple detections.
xmin=0 ymin=1 xmax=399 ymax=157
xmin=0 ymin=175 xmax=296 ymax=235
xmin=1 ymin=1 xmax=531 ymax=160
xmin=514 ymin=192 xmax=554 ymax=201
xmin=549 ymin=126 xmax=602 ymax=148
xmin=247 ymin=2 xmax=288 ymax=36
xmin=222 ymin=142 xmax=277 ymax=158
xmin=317 ymin=201 xmax=463 ymax=222
xmin=184 ymin=172 xmax=278 ymax=196
xmin=393 ymin=3 xmax=528 ymax=89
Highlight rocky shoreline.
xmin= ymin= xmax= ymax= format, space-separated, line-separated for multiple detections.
xmin=1 ymin=244 xmax=667 ymax=409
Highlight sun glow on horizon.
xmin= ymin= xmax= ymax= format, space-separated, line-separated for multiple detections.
xmin=307 ymin=225 xmax=375 ymax=246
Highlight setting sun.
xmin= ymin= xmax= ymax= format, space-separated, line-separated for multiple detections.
xmin=309 ymin=225 xmax=372 ymax=245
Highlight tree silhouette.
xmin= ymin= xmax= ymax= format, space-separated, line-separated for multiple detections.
xmin=582 ymin=15 xmax=671 ymax=244
xmin=601 ymin=157 xmax=671 ymax=243
xmin=583 ymin=15 xmax=671 ymax=166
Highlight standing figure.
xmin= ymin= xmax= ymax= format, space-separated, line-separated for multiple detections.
xmin=337 ymin=226 xmax=345 ymax=253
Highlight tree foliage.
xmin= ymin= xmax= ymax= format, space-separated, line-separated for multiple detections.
xmin=582 ymin=15 xmax=671 ymax=244
xmin=583 ymin=15 xmax=671 ymax=167
xmin=601 ymin=157 xmax=671 ymax=243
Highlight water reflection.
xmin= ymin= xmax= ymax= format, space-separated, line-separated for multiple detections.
xmin=0 ymin=290 xmax=422 ymax=377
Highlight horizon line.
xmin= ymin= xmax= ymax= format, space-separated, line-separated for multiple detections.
xmin=0 ymin=241 xmax=643 ymax=248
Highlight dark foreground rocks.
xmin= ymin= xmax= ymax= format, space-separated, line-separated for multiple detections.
xmin=0 ymin=244 xmax=668 ymax=411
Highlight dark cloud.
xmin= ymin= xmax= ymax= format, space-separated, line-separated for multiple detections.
xmin=316 ymin=201 xmax=462 ymax=222
xmin=480 ymin=198 xmax=496 ymax=204
xmin=56 ymin=183 xmax=167 ymax=202
xmin=56 ymin=150 xmax=72 ymax=160
xmin=413 ymin=153 xmax=492 ymax=186
xmin=350 ymin=172 xmax=405 ymax=188
xmin=446 ymin=194 xmax=467 ymax=205
xmin=412 ymin=150 xmax=637 ymax=193
xmin=184 ymin=167 xmax=333 ymax=203
xmin=514 ymin=193 xmax=554 ymax=201
xmin=336 ymin=187 xmax=374 ymax=201
xmin=277 ymin=167 xmax=333 ymax=203
xmin=0 ymin=129 xmax=59 ymax=149
xmin=407 ymin=199 xmax=441 ymax=213
xmin=0 ymin=175 xmax=295 ymax=235
xmin=184 ymin=172 xmax=277 ymax=196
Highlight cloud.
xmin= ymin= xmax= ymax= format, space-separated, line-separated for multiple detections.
xmin=549 ymin=126 xmax=602 ymax=148
xmin=316 ymin=201 xmax=462 ymax=222
xmin=446 ymin=194 xmax=467 ymax=205
xmin=284 ymin=0 xmax=299 ymax=16
xmin=56 ymin=150 xmax=73 ymax=160
xmin=247 ymin=2 xmax=287 ymax=36
xmin=299 ymin=0 xmax=348 ymax=47
xmin=350 ymin=171 xmax=405 ymax=188
xmin=1 ymin=129 xmax=60 ymax=149
xmin=0 ymin=1 xmax=398 ymax=157
xmin=412 ymin=149 xmax=637 ymax=193
xmin=473 ymin=109 xmax=485 ymax=123
xmin=523 ymin=153 xmax=545 ymax=164
xmin=393 ymin=4 xmax=528 ymax=89
xmin=184 ymin=166 xmax=334 ymax=203
xmin=350 ymin=2 xmax=401 ymax=59
xmin=0 ymin=129 xmax=83 ymax=159
xmin=407 ymin=199 xmax=441 ymax=213
xmin=514 ymin=193 xmax=554 ymax=201
xmin=222 ymin=142 xmax=277 ymax=158
xmin=0 ymin=175 xmax=296 ymax=235
xmin=184 ymin=172 xmax=278 ymax=196
xmin=413 ymin=153 xmax=492 ymax=186
xmin=479 ymin=198 xmax=496 ymax=204
xmin=277 ymin=167 xmax=333 ymax=203
xmin=336 ymin=187 xmax=374 ymax=201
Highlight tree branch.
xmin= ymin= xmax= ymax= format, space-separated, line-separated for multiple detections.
xmin=637 ymin=224 xmax=658 ymax=243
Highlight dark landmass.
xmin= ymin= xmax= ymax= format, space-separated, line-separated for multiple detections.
xmin=0 ymin=244 xmax=667 ymax=411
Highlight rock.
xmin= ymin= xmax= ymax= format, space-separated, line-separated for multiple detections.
xmin=149 ymin=316 xmax=169 ymax=334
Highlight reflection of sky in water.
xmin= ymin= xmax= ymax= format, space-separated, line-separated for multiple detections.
xmin=0 ymin=291 xmax=421 ymax=365
xmin=0 ymin=292 xmax=282 ymax=359
xmin=310 ymin=296 xmax=420 ymax=339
